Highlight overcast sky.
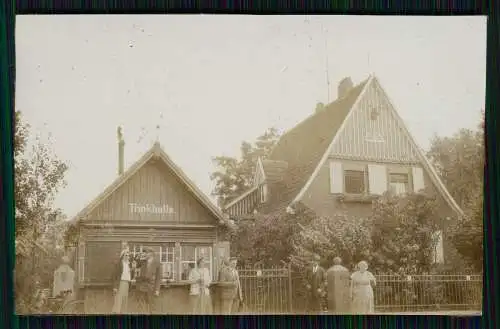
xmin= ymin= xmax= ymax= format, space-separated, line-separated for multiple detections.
xmin=15 ymin=15 xmax=486 ymax=219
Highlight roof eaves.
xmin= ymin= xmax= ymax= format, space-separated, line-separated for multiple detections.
xmin=156 ymin=148 xmax=225 ymax=221
xmin=370 ymin=77 xmax=464 ymax=217
xmin=289 ymin=75 xmax=374 ymax=206
xmin=70 ymin=148 xmax=155 ymax=223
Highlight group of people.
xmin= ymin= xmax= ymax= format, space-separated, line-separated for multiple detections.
xmin=305 ymin=255 xmax=377 ymax=314
xmin=110 ymin=245 xmax=243 ymax=314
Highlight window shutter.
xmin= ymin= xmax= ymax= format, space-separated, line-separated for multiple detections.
xmin=214 ymin=241 xmax=230 ymax=280
xmin=368 ymin=164 xmax=387 ymax=195
xmin=412 ymin=167 xmax=425 ymax=192
xmin=77 ymin=240 xmax=86 ymax=285
xmin=330 ymin=161 xmax=343 ymax=193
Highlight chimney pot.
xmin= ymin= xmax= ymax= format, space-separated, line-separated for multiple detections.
xmin=117 ymin=126 xmax=125 ymax=175
xmin=315 ymin=102 xmax=325 ymax=113
xmin=338 ymin=77 xmax=354 ymax=99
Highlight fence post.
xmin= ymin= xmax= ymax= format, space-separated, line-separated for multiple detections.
xmin=288 ymin=262 xmax=293 ymax=313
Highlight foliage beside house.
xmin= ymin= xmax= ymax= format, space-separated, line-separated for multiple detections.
xmin=215 ymin=74 xmax=481 ymax=273
xmin=14 ymin=111 xmax=69 ymax=313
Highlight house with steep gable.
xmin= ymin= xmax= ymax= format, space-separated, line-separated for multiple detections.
xmin=67 ymin=130 xmax=231 ymax=313
xmin=223 ymin=74 xmax=463 ymax=264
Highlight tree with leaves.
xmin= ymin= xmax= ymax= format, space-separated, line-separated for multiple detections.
xmin=427 ymin=114 xmax=484 ymax=271
xmin=210 ymin=127 xmax=280 ymax=207
xmin=14 ymin=111 xmax=69 ymax=313
xmin=369 ymin=193 xmax=441 ymax=275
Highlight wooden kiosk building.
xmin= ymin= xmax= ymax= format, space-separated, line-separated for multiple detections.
xmin=69 ymin=129 xmax=231 ymax=314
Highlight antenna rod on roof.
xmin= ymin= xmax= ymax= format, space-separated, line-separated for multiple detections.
xmin=322 ymin=23 xmax=330 ymax=103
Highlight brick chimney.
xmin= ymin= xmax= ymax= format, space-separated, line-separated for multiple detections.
xmin=117 ymin=126 xmax=125 ymax=175
xmin=315 ymin=102 xmax=325 ymax=113
xmin=337 ymin=77 xmax=353 ymax=99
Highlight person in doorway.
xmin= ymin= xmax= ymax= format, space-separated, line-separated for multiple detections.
xmin=350 ymin=260 xmax=376 ymax=314
xmin=111 ymin=248 xmax=132 ymax=314
xmin=188 ymin=257 xmax=213 ymax=314
xmin=325 ymin=257 xmax=350 ymax=313
xmin=134 ymin=247 xmax=161 ymax=314
xmin=305 ymin=254 xmax=326 ymax=314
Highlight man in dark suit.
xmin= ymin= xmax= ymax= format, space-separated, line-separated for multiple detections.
xmin=305 ymin=254 xmax=326 ymax=313
xmin=134 ymin=247 xmax=162 ymax=314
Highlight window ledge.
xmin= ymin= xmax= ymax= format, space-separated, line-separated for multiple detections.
xmin=336 ymin=193 xmax=379 ymax=204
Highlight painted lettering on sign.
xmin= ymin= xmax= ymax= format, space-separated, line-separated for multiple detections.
xmin=128 ymin=203 xmax=175 ymax=215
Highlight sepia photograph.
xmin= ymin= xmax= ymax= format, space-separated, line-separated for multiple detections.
xmin=14 ymin=15 xmax=485 ymax=315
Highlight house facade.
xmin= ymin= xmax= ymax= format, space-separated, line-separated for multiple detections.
xmin=69 ymin=131 xmax=231 ymax=313
xmin=223 ymin=74 xmax=463 ymax=264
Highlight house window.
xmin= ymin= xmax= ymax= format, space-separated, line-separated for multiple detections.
xmin=131 ymin=243 xmax=176 ymax=282
xmin=159 ymin=243 xmax=175 ymax=282
xmin=389 ymin=173 xmax=409 ymax=195
xmin=180 ymin=245 xmax=213 ymax=281
xmin=344 ymin=169 xmax=366 ymax=194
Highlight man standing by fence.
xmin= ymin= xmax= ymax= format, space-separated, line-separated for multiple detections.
xmin=229 ymin=257 xmax=243 ymax=314
xmin=305 ymin=254 xmax=326 ymax=314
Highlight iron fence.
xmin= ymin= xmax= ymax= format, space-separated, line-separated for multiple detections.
xmin=374 ymin=274 xmax=482 ymax=313
xmin=238 ymin=265 xmax=292 ymax=313
xmin=237 ymin=267 xmax=482 ymax=314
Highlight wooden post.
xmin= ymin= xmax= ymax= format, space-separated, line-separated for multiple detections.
xmin=288 ymin=262 xmax=293 ymax=313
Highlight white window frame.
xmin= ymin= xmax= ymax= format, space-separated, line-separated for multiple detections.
xmin=159 ymin=243 xmax=176 ymax=282
xmin=389 ymin=172 xmax=409 ymax=195
xmin=180 ymin=244 xmax=214 ymax=281
xmin=343 ymin=167 xmax=367 ymax=195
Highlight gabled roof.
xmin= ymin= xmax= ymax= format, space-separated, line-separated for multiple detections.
xmin=70 ymin=141 xmax=225 ymax=225
xmin=225 ymin=74 xmax=463 ymax=218
xmin=258 ymin=77 xmax=370 ymax=212
xmin=290 ymin=75 xmax=463 ymax=217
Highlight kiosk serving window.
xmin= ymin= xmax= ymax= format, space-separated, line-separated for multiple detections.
xmin=130 ymin=243 xmax=176 ymax=282
xmin=127 ymin=243 xmax=212 ymax=282
xmin=180 ymin=245 xmax=213 ymax=280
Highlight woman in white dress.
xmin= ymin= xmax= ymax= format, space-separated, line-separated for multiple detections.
xmin=350 ymin=260 xmax=376 ymax=314
xmin=188 ymin=257 xmax=213 ymax=314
